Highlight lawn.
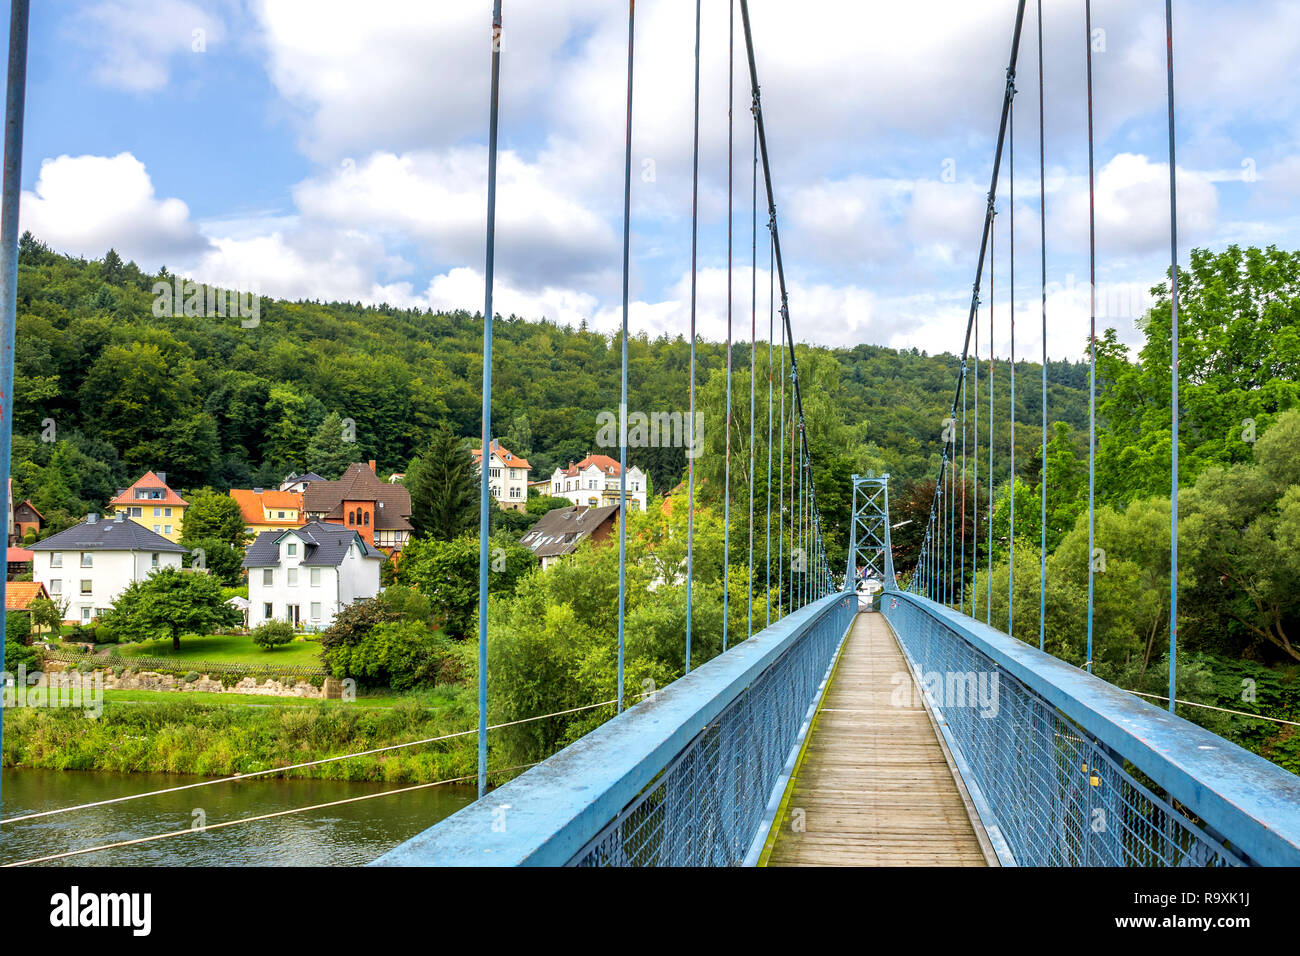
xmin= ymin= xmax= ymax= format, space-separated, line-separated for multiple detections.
xmin=110 ymin=632 xmax=325 ymax=669
xmin=100 ymin=687 xmax=434 ymax=708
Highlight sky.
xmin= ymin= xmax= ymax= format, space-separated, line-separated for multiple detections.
xmin=7 ymin=0 xmax=1300 ymax=360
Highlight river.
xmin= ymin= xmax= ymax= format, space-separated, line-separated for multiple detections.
xmin=0 ymin=768 xmax=476 ymax=866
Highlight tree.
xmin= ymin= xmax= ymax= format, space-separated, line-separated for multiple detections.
xmin=396 ymin=534 xmax=535 ymax=638
xmin=101 ymin=567 xmax=241 ymax=652
xmin=1098 ymin=244 xmax=1300 ymax=504
xmin=182 ymin=488 xmax=248 ymax=548
xmin=305 ymin=411 xmax=358 ymax=479
xmin=28 ymin=594 xmax=68 ymax=636
xmin=406 ymin=425 xmax=479 ymax=540
xmin=101 ymin=248 xmax=124 ymax=285
xmin=1181 ymin=409 xmax=1300 ymax=662
xmin=184 ymin=537 xmax=244 ymax=586
xmin=251 ymin=619 xmax=295 ymax=650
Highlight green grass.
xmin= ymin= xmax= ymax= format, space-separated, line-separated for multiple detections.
xmin=111 ymin=632 xmax=324 ymax=668
xmin=100 ymin=687 xmax=446 ymax=709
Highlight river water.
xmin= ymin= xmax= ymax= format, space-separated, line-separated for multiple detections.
xmin=0 ymin=768 xmax=476 ymax=866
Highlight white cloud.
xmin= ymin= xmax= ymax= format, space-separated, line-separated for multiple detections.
xmin=20 ymin=152 xmax=210 ymax=263
xmin=293 ymin=149 xmax=617 ymax=289
xmin=72 ymin=0 xmax=224 ymax=92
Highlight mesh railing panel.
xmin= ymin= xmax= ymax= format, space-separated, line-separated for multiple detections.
xmin=569 ymin=595 xmax=854 ymax=866
xmin=882 ymin=596 xmax=1243 ymax=866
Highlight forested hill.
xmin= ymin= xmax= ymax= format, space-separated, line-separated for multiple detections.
xmin=10 ymin=234 xmax=1090 ymax=532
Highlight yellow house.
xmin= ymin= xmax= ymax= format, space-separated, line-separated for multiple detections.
xmin=107 ymin=471 xmax=189 ymax=544
xmin=229 ymin=487 xmax=306 ymax=536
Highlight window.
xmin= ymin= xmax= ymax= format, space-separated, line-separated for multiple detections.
xmin=81 ymin=553 xmax=93 ymax=568
xmin=80 ymin=579 xmax=92 ymax=595
xmin=348 ymin=511 xmax=355 ymax=526
xmin=151 ymin=553 xmax=159 ymax=568
xmin=262 ymin=569 xmax=273 ymax=586
xmin=310 ymin=602 xmax=321 ymax=620
xmin=264 ymin=603 xmax=273 ymax=619
xmin=363 ymin=511 xmax=369 ymax=526
xmin=130 ymin=507 xmax=142 ymax=517
xmin=154 ymin=507 xmax=161 ymax=517
xmin=165 ymin=507 xmax=172 ymax=517
xmin=288 ymin=568 xmax=298 ymax=586
xmin=50 ymin=553 xmax=62 ymax=568
xmin=310 ymin=568 xmax=321 ymax=587
xmin=287 ymin=543 xmax=297 ymax=557
xmin=49 ymin=579 xmax=61 ymax=595
xmin=154 ymin=524 xmax=161 ymax=533
xmin=490 ymin=467 xmax=502 ymax=477
xmin=277 ymin=511 xmax=285 ymax=519
xmin=164 ymin=525 xmax=172 ymax=535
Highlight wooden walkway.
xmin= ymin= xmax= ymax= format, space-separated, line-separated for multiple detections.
xmin=762 ymin=611 xmax=994 ymax=866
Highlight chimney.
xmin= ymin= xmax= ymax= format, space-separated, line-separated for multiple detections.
xmin=86 ymin=513 xmax=98 ymax=524
xmin=368 ymin=460 xmax=376 ymax=474
xmin=114 ymin=513 xmax=125 ymax=522
xmin=156 ymin=471 xmax=167 ymax=485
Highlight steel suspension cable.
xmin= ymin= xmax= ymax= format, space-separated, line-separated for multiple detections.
xmin=475 ymin=0 xmax=504 ymax=798
xmin=1164 ymin=0 xmax=1180 ymax=713
xmin=723 ymin=0 xmax=734 ymax=653
xmin=740 ymin=0 xmax=832 ymax=594
xmin=0 ymin=0 xmax=30 ymax=824
xmin=748 ymin=103 xmax=757 ymax=640
xmin=1084 ymin=0 xmax=1098 ymax=672
xmin=1009 ymin=95 xmax=1017 ymax=636
xmin=973 ymin=294 xmax=980 ymax=615
xmin=685 ymin=0 xmax=702 ymax=674
xmin=1037 ymin=0 xmax=1048 ymax=653
xmin=778 ymin=258 xmax=785 ymax=616
xmin=960 ymin=361 xmax=967 ymax=609
xmin=766 ymin=197 xmax=774 ymax=624
xmin=988 ymin=210 xmax=995 ymax=625
xmin=615 ymin=0 xmax=635 ymax=711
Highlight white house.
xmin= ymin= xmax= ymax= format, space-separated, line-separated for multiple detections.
xmin=242 ymin=520 xmax=383 ymax=630
xmin=549 ymin=454 xmax=647 ymax=512
xmin=472 ymin=439 xmax=531 ymax=511
xmin=28 ymin=513 xmax=187 ymax=624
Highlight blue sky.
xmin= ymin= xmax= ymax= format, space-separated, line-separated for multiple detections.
xmin=7 ymin=0 xmax=1300 ymax=359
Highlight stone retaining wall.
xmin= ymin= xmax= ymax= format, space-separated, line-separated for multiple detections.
xmin=42 ymin=660 xmax=333 ymax=699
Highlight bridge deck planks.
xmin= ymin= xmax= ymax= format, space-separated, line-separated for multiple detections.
xmin=764 ymin=612 xmax=991 ymax=867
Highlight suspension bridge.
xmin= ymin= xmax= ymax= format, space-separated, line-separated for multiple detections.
xmin=1 ymin=1 xmax=1299 ymax=868
xmin=369 ymin=0 xmax=1300 ymax=868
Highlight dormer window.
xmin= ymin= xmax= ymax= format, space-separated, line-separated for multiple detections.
xmin=287 ymin=542 xmax=297 ymax=557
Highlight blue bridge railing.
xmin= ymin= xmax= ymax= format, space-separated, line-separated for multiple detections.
xmin=882 ymin=591 xmax=1300 ymax=866
xmin=373 ymin=593 xmax=854 ymax=866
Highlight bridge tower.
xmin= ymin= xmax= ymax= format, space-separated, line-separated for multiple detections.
xmin=844 ymin=473 xmax=896 ymax=597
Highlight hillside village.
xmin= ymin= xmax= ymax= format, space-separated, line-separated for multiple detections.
xmin=7 ymin=444 xmax=649 ymax=633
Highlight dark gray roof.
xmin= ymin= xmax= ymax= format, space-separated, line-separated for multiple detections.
xmin=29 ymin=515 xmax=187 ymax=553
xmin=242 ymin=520 xmax=384 ymax=568
xmin=519 ymin=504 xmax=620 ymax=559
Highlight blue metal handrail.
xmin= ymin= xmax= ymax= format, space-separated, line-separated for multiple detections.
xmin=373 ymin=592 xmax=854 ymax=866
xmin=882 ymin=591 xmax=1300 ymax=866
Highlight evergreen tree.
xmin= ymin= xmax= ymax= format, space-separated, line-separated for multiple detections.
xmin=305 ymin=411 xmax=358 ymax=479
xmin=406 ymin=425 xmax=478 ymax=540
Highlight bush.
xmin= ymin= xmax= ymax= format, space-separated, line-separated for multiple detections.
xmin=95 ymin=623 xmax=120 ymax=644
xmin=5 ymin=610 xmax=30 ymax=645
xmin=323 ymin=620 xmax=460 ymax=691
xmin=251 ymin=620 xmax=295 ymax=650
xmin=183 ymin=671 xmax=201 ymax=683
xmin=4 ymin=638 xmax=42 ymax=673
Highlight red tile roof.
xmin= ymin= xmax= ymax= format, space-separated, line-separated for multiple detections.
xmin=5 ymin=580 xmax=47 ymax=610
xmin=472 ymin=440 xmax=531 ymax=471
xmin=230 ymin=488 xmax=305 ymax=525
xmin=559 ymin=454 xmax=623 ymax=477
xmin=108 ymin=471 xmax=189 ymax=508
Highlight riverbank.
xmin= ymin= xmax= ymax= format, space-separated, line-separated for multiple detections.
xmin=1 ymin=687 xmax=486 ymax=783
